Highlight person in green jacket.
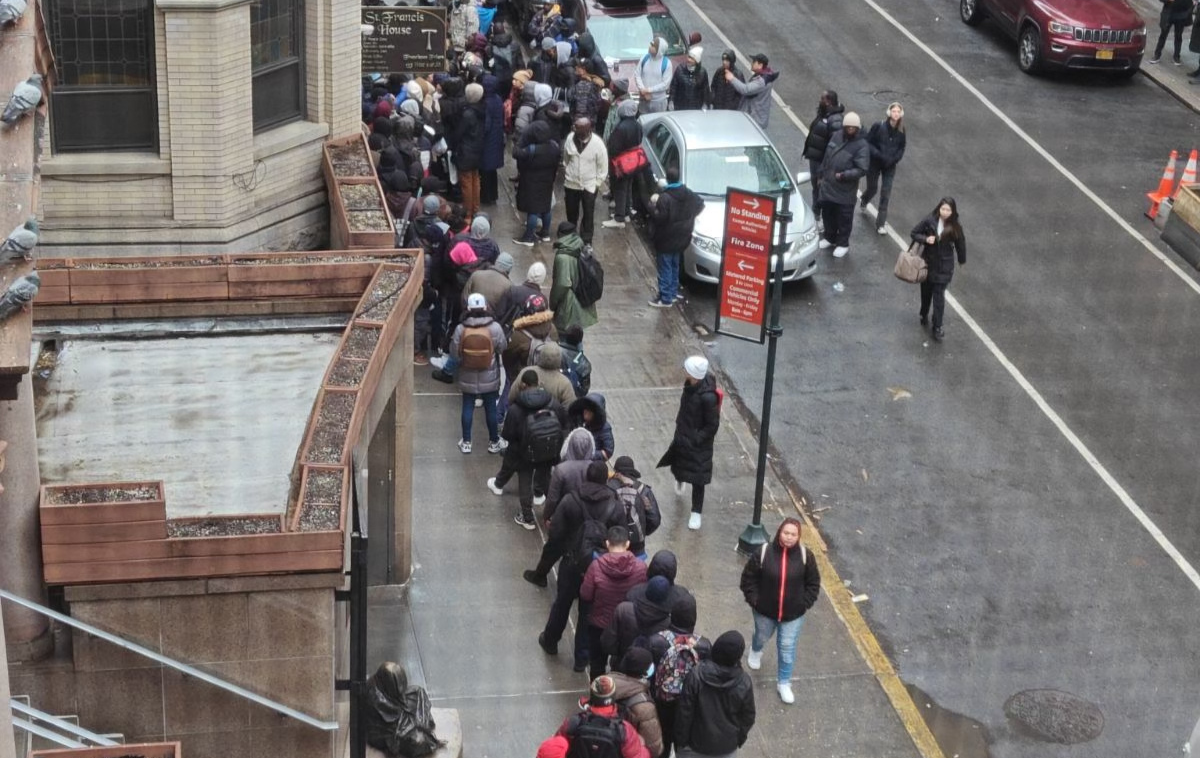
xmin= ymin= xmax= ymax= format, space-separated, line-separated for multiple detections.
xmin=550 ymin=222 xmax=599 ymax=332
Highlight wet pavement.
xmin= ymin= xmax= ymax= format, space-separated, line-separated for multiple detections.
xmin=366 ymin=172 xmax=926 ymax=757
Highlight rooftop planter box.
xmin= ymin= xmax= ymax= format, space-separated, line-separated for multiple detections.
xmin=291 ymin=464 xmax=350 ymax=551
xmin=322 ymin=133 xmax=396 ymax=250
xmin=67 ymin=256 xmax=230 ymax=304
xmin=33 ymin=262 xmax=71 ymax=305
xmin=227 ymin=250 xmax=406 ymax=299
xmin=40 ymin=481 xmax=168 ymax=545
xmin=301 ymin=387 xmax=362 ymax=467
xmin=32 ymin=742 xmax=180 ymax=758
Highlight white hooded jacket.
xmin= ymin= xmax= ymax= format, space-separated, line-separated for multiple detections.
xmin=634 ymin=36 xmax=673 ymax=104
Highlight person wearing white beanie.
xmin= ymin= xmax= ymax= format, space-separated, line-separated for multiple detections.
xmin=657 ymin=356 xmax=721 ymax=530
xmin=670 ymin=45 xmax=711 ymax=111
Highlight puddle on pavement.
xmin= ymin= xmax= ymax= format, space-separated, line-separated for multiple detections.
xmin=906 ymin=683 xmax=992 ymax=758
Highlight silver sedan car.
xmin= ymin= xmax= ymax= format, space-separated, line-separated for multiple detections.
xmin=639 ymin=110 xmax=819 ymax=283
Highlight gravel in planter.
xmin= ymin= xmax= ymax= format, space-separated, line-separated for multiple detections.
xmin=45 ymin=485 xmax=160 ymax=505
xmin=359 ymin=269 xmax=411 ymax=321
xmin=328 ymin=358 xmax=367 ymax=387
xmin=306 ymin=392 xmax=356 ymax=464
xmin=298 ymin=501 xmax=341 ymax=532
xmin=167 ymin=517 xmax=282 ymax=538
xmin=329 ymin=143 xmax=373 ymax=176
xmin=298 ymin=470 xmax=345 ymax=531
xmin=72 ymin=257 xmax=223 ymax=270
xmin=339 ymin=183 xmax=385 ymax=212
xmin=348 ymin=210 xmax=392 ymax=232
xmin=343 ymin=326 xmax=381 ymax=360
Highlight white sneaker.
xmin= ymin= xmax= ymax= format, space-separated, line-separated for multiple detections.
xmin=858 ymin=203 xmax=870 ymax=216
xmin=832 ymin=246 xmax=849 ymax=258
xmin=777 ymin=683 xmax=795 ymax=704
xmin=475 ymin=397 xmax=483 ymax=408
xmin=429 ymin=355 xmax=447 ymax=369
xmin=877 ymin=226 xmax=887 ymax=235
xmin=747 ymin=649 xmax=762 ymax=670
xmin=602 ymin=219 xmax=626 ymax=229
xmin=817 ymin=238 xmax=832 ymax=250
xmin=533 ymin=494 xmax=546 ymax=506
xmin=457 ymin=439 xmax=472 ymax=454
xmin=487 ymin=440 xmax=504 ymax=454
xmin=487 ymin=477 xmax=504 ymax=495
xmin=688 ymin=512 xmax=702 ymax=530
xmin=674 ymin=481 xmax=686 ymax=496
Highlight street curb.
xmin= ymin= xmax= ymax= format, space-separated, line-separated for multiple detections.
xmin=1140 ymin=65 xmax=1200 ymax=115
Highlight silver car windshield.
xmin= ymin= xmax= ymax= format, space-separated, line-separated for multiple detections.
xmin=684 ymin=146 xmax=793 ymax=197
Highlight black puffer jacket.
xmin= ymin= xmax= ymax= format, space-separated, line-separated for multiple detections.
xmin=866 ymin=119 xmax=906 ymax=169
xmin=454 ymin=101 xmax=486 ymax=171
xmin=547 ymin=481 xmax=624 ymax=564
xmin=649 ymin=184 xmax=705 ymax=254
xmin=802 ymin=104 xmax=845 ymax=161
xmin=675 ymin=660 xmax=755 ymax=755
xmin=576 ymin=32 xmax=612 ymax=85
xmin=499 ymin=386 xmax=565 ymax=470
xmin=817 ymin=130 xmax=870 ymax=206
xmin=669 ymin=64 xmax=710 ymax=110
xmin=439 ymin=78 xmax=466 ymax=152
xmin=658 ymin=373 xmax=720 ymax=485
xmin=606 ymin=110 xmax=642 ymax=159
xmin=515 ymin=122 xmax=560 ymax=214
xmin=709 ymin=57 xmax=743 ymax=111
xmin=910 ymin=214 xmax=967 ymax=285
xmin=739 ymin=540 xmax=820 ymax=622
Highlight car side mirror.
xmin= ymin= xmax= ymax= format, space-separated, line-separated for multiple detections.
xmin=795 ymin=171 xmax=812 ymax=185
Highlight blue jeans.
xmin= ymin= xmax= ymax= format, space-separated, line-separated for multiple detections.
xmin=751 ymin=609 xmax=806 ymax=684
xmin=461 ymin=391 xmax=499 ymax=443
xmin=656 ymin=250 xmax=681 ymax=304
xmin=523 ymin=211 xmax=552 ymax=241
xmin=442 ymin=354 xmax=459 ymax=376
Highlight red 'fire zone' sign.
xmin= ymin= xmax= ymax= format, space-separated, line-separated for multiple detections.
xmin=716 ymin=189 xmax=775 ymax=343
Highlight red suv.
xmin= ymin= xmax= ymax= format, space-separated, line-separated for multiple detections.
xmin=960 ymin=0 xmax=1146 ymax=76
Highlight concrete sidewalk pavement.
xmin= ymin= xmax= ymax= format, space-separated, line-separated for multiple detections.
xmin=366 ymin=167 xmax=935 ymax=758
xmin=1132 ymin=0 xmax=1200 ymax=111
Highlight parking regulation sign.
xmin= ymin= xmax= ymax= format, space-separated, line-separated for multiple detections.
xmin=715 ymin=189 xmax=775 ymax=343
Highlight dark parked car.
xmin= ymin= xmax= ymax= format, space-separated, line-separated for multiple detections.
xmin=960 ymin=0 xmax=1146 ymax=76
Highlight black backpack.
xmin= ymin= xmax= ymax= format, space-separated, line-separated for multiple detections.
xmin=573 ymin=499 xmax=616 ymax=572
xmin=572 ymin=245 xmax=605 ymax=307
xmin=613 ymin=479 xmax=648 ymax=548
xmin=523 ymin=407 xmax=563 ymax=464
xmin=565 ymin=711 xmax=625 ymax=758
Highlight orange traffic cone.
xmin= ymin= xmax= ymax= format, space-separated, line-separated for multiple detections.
xmin=1147 ymin=150 xmax=1178 ymax=220
xmin=1173 ymin=149 xmax=1198 ymax=201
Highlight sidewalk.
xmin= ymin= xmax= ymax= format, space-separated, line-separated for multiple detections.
xmin=366 ymin=167 xmax=931 ymax=758
xmin=1133 ymin=0 xmax=1200 ymax=112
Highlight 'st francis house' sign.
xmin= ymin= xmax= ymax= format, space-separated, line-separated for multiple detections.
xmin=362 ymin=6 xmax=449 ymax=75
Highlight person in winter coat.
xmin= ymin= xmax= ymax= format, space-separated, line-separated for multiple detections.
xmin=576 ymin=31 xmax=612 ymax=85
xmin=489 ymin=370 xmax=566 ymax=528
xmin=582 ymin=525 xmax=649 ymax=680
xmin=647 ymin=166 xmax=705 ymax=307
xmin=603 ymin=99 xmax=644 ymax=228
xmin=510 ymin=340 xmax=577 ymax=407
xmin=910 ymin=197 xmax=967 ymax=342
xmin=570 ymin=58 xmax=605 ymax=125
xmin=709 ymin=50 xmax=743 ymax=111
xmin=648 ymin=601 xmax=710 ymax=758
xmin=568 ymin=392 xmax=614 ymax=461
xmin=860 ymin=102 xmax=906 ymax=235
xmin=1152 ymin=0 xmax=1195 ymax=63
xmin=479 ymin=75 xmax=507 ymax=205
xmin=550 ymin=222 xmax=599 ymax=331
xmin=674 ymin=631 xmax=755 ymax=758
xmin=525 ymin=427 xmax=596 ymax=588
xmin=633 ymin=549 xmax=695 ymax=623
xmin=555 ymin=676 xmax=651 ymax=758
xmin=513 ymin=121 xmax=561 ymax=245
xmin=497 ymin=261 xmax=549 ymax=330
xmin=610 ymin=648 xmax=664 ymax=758
xmin=461 ymin=251 xmax=514 ymax=315
xmin=501 ymin=295 xmax=556 ymax=396
xmin=725 ymin=53 xmax=778 ymax=129
xmin=557 ymin=325 xmax=593 ymax=397
xmin=669 ymin=46 xmax=710 ymax=111
xmin=603 ymin=574 xmax=672 ymax=669
xmin=739 ymin=517 xmax=820 ymax=705
xmin=607 ymin=455 xmax=662 ymax=558
xmin=512 ymin=76 xmax=539 ymax=146
xmin=448 ymin=0 xmax=479 ymax=50
xmin=563 ymin=117 xmax=609 ymax=245
xmin=450 ymin=293 xmax=508 ymax=454
xmin=439 ymin=77 xmax=466 ymax=156
xmin=657 ymin=356 xmax=720 ymax=531
xmin=603 ymin=80 xmax=630 ymax=141
xmin=635 ymin=36 xmax=674 ymax=114
xmin=802 ymin=90 xmax=845 ymax=210
xmin=817 ymin=111 xmax=870 ymax=258
xmin=539 ymin=462 xmax=625 ymax=671
xmin=454 ymin=83 xmax=486 ymax=217
xmin=464 ymin=215 xmax=501 ymax=265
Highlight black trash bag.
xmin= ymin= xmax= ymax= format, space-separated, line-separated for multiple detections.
xmin=365 ymin=662 xmax=446 ymax=757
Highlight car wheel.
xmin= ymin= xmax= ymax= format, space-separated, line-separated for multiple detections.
xmin=1017 ymin=25 xmax=1043 ymax=74
xmin=960 ymin=0 xmax=984 ymax=26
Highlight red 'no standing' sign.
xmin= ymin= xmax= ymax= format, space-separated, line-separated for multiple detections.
xmin=715 ymin=189 xmax=775 ymax=343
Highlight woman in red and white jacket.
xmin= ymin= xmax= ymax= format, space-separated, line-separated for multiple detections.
xmin=738 ymin=517 xmax=820 ymax=705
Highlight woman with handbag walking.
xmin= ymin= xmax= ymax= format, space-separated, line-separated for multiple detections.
xmin=910 ymin=198 xmax=966 ymax=342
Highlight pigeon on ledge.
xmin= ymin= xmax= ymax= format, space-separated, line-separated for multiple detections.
xmin=0 ymin=271 xmax=39 ymax=321
xmin=2 ymin=74 xmax=43 ymax=125
xmin=0 ymin=216 xmax=37 ymax=261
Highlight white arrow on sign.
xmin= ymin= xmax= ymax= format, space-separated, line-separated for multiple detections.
xmin=737 ymin=259 xmax=753 ymax=272
xmin=746 ymin=198 xmax=760 ymax=210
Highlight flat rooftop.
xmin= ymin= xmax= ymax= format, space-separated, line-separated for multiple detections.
xmin=35 ymin=330 xmax=341 ymax=518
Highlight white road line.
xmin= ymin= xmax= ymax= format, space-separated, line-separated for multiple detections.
xmin=676 ymin=0 xmax=1200 ymax=590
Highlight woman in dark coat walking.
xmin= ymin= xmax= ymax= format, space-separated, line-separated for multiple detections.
xmin=657 ymin=356 xmax=720 ymax=531
xmin=479 ymin=74 xmax=507 ymax=206
xmin=513 ymin=121 xmax=561 ymax=245
xmin=910 ymin=197 xmax=967 ymax=342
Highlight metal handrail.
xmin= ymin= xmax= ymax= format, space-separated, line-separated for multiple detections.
xmin=12 ymin=717 xmax=86 ymax=749
xmin=11 ymin=699 xmax=119 ymax=746
xmin=0 ymin=589 xmax=338 ymax=731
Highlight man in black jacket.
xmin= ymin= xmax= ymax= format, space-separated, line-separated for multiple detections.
xmin=817 ymin=111 xmax=870 ymax=259
xmin=675 ymin=630 xmax=755 ymax=758
xmin=647 ymin=167 xmax=705 ymax=308
xmin=489 ymin=370 xmax=565 ymax=529
xmin=539 ymin=461 xmax=625 ymax=671
xmin=801 ymin=90 xmax=845 ymax=211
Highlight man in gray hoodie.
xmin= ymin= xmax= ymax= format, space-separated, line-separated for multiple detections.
xmin=634 ymin=36 xmax=673 ymax=114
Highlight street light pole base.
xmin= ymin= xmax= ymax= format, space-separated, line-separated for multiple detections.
xmin=736 ymin=522 xmax=770 ymax=556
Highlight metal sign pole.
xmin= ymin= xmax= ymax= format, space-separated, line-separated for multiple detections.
xmin=738 ymin=191 xmax=792 ymax=556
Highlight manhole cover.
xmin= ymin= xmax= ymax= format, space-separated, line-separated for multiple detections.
xmin=871 ymin=89 xmax=908 ymax=103
xmin=1004 ymin=689 xmax=1104 ymax=744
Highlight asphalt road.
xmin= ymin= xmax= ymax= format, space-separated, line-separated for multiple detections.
xmin=650 ymin=0 xmax=1200 ymax=755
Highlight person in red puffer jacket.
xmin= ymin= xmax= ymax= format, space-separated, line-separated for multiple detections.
xmin=581 ymin=525 xmax=648 ymax=682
